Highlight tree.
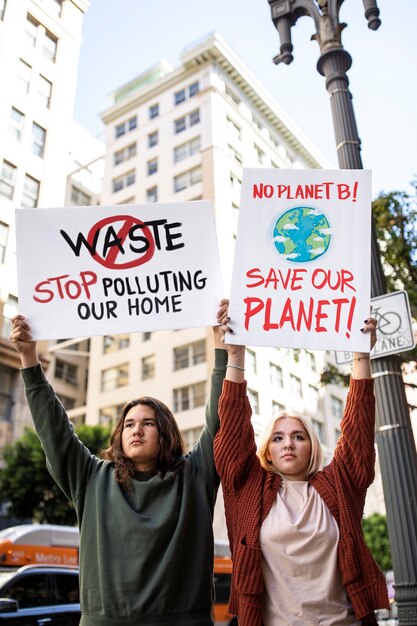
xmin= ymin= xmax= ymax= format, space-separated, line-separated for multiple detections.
xmin=0 ymin=424 xmax=110 ymax=525
xmin=320 ymin=180 xmax=417 ymax=388
xmin=362 ymin=512 xmax=392 ymax=572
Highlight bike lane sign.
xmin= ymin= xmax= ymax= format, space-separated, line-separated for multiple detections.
xmin=335 ymin=291 xmax=415 ymax=364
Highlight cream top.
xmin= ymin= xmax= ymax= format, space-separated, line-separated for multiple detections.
xmin=260 ymin=480 xmax=359 ymax=626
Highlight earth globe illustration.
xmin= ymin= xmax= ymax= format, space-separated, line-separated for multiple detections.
xmin=273 ymin=207 xmax=331 ymax=262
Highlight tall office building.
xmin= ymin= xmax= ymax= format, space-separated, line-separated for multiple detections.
xmin=0 ymin=0 xmax=89 ymax=447
xmin=76 ymin=32 xmax=361 ymax=532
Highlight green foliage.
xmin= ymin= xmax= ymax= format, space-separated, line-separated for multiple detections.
xmin=362 ymin=513 xmax=392 ymax=571
xmin=0 ymin=424 xmax=110 ymax=525
xmin=319 ymin=364 xmax=350 ymax=387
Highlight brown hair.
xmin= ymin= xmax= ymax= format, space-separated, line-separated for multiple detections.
xmin=257 ymin=412 xmax=323 ymax=479
xmin=101 ymin=397 xmax=185 ymax=489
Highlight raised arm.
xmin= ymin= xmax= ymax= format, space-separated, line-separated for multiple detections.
xmin=332 ymin=317 xmax=377 ymax=488
xmin=10 ymin=315 xmax=99 ymax=505
xmin=214 ymin=314 xmax=260 ymax=494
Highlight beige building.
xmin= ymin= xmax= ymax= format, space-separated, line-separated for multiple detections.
xmin=0 ymin=0 xmax=89 ymax=446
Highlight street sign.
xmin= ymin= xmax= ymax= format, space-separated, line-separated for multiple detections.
xmin=335 ymin=291 xmax=415 ymax=364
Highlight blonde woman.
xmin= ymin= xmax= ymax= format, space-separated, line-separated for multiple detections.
xmin=214 ymin=317 xmax=389 ymax=626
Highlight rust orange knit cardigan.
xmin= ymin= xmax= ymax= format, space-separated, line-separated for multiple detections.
xmin=214 ymin=377 xmax=389 ymax=626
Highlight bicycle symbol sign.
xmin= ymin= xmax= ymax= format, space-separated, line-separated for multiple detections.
xmin=335 ymin=291 xmax=415 ymax=364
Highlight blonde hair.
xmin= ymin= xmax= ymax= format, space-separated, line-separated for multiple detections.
xmin=257 ymin=412 xmax=323 ymax=478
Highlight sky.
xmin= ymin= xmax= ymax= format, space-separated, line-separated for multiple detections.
xmin=73 ymin=0 xmax=417 ymax=199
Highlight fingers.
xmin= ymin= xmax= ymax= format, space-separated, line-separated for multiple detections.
xmin=9 ymin=315 xmax=32 ymax=343
xmin=361 ymin=316 xmax=377 ymax=350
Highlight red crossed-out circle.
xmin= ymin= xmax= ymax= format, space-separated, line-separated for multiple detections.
xmin=87 ymin=215 xmax=155 ymax=269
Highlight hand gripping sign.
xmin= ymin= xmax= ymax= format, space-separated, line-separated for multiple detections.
xmin=227 ymin=169 xmax=372 ymax=352
xmin=16 ymin=202 xmax=223 ymax=340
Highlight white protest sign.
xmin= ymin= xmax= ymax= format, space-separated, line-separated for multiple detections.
xmin=16 ymin=202 xmax=223 ymax=340
xmin=227 ymin=169 xmax=372 ymax=352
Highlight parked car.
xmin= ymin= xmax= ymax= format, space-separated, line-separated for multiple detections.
xmin=0 ymin=563 xmax=80 ymax=624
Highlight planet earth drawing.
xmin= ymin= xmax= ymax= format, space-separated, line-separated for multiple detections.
xmin=273 ymin=207 xmax=331 ymax=262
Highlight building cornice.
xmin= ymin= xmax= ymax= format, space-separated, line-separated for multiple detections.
xmin=101 ymin=32 xmax=331 ymax=169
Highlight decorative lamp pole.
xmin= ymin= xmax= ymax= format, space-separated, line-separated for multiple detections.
xmin=267 ymin=1 xmax=417 ymax=623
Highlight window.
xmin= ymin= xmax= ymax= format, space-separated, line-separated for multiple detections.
xmin=147 ymin=158 xmax=158 ymax=176
xmin=9 ymin=108 xmax=25 ymax=141
xmin=32 ymin=122 xmax=46 ymax=158
xmin=272 ymin=400 xmax=285 ymax=416
xmin=254 ymin=144 xmax=265 ymax=164
xmin=101 ymin=364 xmax=129 ymax=391
xmin=189 ymin=109 xmax=200 ymax=126
xmin=182 ymin=426 xmax=203 ymax=450
xmin=25 ymin=14 xmax=38 ymax=47
xmin=174 ymin=166 xmax=202 ymax=193
xmin=174 ymin=136 xmax=200 ymax=163
xmin=174 ymin=340 xmax=206 ymax=370
xmin=228 ymin=143 xmax=243 ymax=165
xmin=306 ymin=351 xmax=317 ymax=371
xmin=146 ymin=186 xmax=157 ymax=202
xmin=142 ymin=355 xmax=155 ymax=380
xmin=173 ymin=382 xmax=205 ymax=412
xmin=149 ymin=103 xmax=159 ymax=119
xmin=55 ymin=359 xmax=78 ymax=386
xmin=21 ymin=174 xmax=40 ymax=208
xmin=50 ymin=0 xmax=63 ymax=17
xmin=189 ymin=81 xmax=199 ymax=97
xmin=227 ymin=116 xmax=241 ymax=141
xmin=312 ymin=419 xmax=326 ymax=444
xmin=114 ymin=142 xmax=136 ymax=165
xmin=270 ymin=362 xmax=283 ymax=387
xmin=331 ymin=395 xmax=344 ymax=420
xmin=0 ymin=0 xmax=6 ymax=20
xmin=2 ymin=572 xmax=50 ymax=608
xmin=290 ymin=374 xmax=302 ymax=397
xmin=37 ymin=75 xmax=52 ymax=108
xmin=0 ymin=161 xmax=16 ymax=200
xmin=174 ymin=82 xmax=199 ymax=105
xmin=103 ymin=334 xmax=130 ymax=354
xmin=17 ymin=59 xmax=31 ymax=94
xmin=225 ymin=86 xmax=240 ymax=105
xmin=43 ymin=30 xmax=58 ymax=62
xmin=115 ymin=116 xmax=137 ymax=139
xmin=148 ymin=131 xmax=158 ymax=148
xmin=248 ymin=388 xmax=260 ymax=414
xmin=308 ymin=385 xmax=319 ymax=412
xmin=174 ymin=88 xmax=186 ymax=106
xmin=230 ymin=172 xmax=242 ymax=193
xmin=0 ymin=222 xmax=8 ymax=263
xmin=174 ymin=110 xmax=200 ymax=134
xmin=245 ymin=349 xmax=257 ymax=374
xmin=59 ymin=395 xmax=76 ymax=411
xmin=112 ymin=170 xmax=135 ymax=193
xmin=70 ymin=186 xmax=92 ymax=206
xmin=99 ymin=403 xmax=125 ymax=428
xmin=1 ymin=295 xmax=18 ymax=339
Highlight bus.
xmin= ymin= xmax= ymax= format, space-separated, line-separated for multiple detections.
xmin=0 ymin=525 xmax=236 ymax=624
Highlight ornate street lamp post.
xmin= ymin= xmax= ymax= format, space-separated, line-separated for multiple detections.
xmin=267 ymin=1 xmax=417 ymax=623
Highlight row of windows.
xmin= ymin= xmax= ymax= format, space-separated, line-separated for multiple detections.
xmin=102 ymin=337 xmax=206 ymax=369
xmin=112 ymin=164 xmax=202 ymax=195
xmin=113 ymin=135 xmax=200 ymax=168
xmin=226 ymin=114 xmax=287 ymax=167
xmin=9 ymin=107 xmax=47 ymax=157
xmin=113 ymin=82 xmax=199 ymax=139
xmin=0 ymin=160 xmax=40 ymax=207
xmin=0 ymin=221 xmax=8 ymax=264
xmin=247 ymin=349 xmax=317 ymax=375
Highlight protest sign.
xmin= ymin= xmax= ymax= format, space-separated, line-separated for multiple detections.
xmin=16 ymin=202 xmax=222 ymax=340
xmin=227 ymin=169 xmax=372 ymax=352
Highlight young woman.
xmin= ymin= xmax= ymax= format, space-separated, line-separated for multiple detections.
xmin=214 ymin=317 xmax=390 ymax=626
xmin=10 ymin=301 xmax=229 ymax=626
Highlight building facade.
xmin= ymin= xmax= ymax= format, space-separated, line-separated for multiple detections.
xmin=0 ymin=0 xmax=89 ymax=447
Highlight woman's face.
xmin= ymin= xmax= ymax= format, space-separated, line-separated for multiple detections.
xmin=267 ymin=416 xmax=312 ymax=480
xmin=121 ymin=404 xmax=159 ymax=472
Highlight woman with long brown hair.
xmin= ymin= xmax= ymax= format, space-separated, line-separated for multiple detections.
xmin=10 ymin=300 xmax=229 ymax=626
